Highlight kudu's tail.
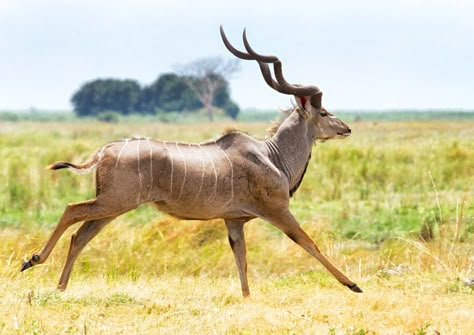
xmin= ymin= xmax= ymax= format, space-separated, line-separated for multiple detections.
xmin=47 ymin=147 xmax=105 ymax=175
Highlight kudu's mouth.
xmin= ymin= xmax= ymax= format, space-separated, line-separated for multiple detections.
xmin=317 ymin=131 xmax=351 ymax=142
xmin=337 ymin=129 xmax=351 ymax=137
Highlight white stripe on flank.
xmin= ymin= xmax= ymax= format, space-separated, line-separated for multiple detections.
xmin=216 ymin=141 xmax=234 ymax=207
xmin=145 ymin=138 xmax=153 ymax=199
xmin=202 ymin=145 xmax=218 ymax=202
xmin=163 ymin=141 xmax=174 ymax=197
xmin=175 ymin=142 xmax=187 ymax=201
xmin=116 ymin=139 xmax=129 ymax=167
xmin=194 ymin=144 xmax=206 ymax=202
xmin=136 ymin=139 xmax=143 ymax=202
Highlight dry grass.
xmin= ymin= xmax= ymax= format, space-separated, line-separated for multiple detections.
xmin=2 ymin=218 xmax=474 ymax=334
xmin=2 ymin=272 xmax=474 ymax=334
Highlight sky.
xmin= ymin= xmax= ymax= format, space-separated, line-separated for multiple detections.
xmin=1 ymin=0 xmax=473 ymax=111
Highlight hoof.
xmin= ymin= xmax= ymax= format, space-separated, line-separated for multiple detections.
xmin=21 ymin=255 xmax=40 ymax=272
xmin=21 ymin=260 xmax=33 ymax=272
xmin=347 ymin=283 xmax=363 ymax=293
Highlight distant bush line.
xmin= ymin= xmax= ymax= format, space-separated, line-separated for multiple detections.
xmin=70 ymin=74 xmax=240 ymax=119
xmin=0 ymin=109 xmax=473 ymax=123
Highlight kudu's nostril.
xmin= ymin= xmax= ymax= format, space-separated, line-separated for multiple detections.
xmin=347 ymin=128 xmax=351 ymax=133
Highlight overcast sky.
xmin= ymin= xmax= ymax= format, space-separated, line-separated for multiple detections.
xmin=1 ymin=0 xmax=473 ymax=110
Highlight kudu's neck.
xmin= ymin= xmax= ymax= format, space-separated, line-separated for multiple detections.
xmin=265 ymin=109 xmax=315 ymax=193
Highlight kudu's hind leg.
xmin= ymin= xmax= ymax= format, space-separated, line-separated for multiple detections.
xmin=57 ymin=217 xmax=115 ymax=290
xmin=225 ymin=219 xmax=250 ymax=297
xmin=267 ymin=211 xmax=362 ymax=293
xmin=21 ymin=197 xmax=135 ymax=272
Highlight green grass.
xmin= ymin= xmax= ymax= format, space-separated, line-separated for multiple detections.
xmin=1 ymin=119 xmax=472 ymax=240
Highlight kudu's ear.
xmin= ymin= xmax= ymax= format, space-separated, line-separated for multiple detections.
xmin=294 ymin=96 xmax=314 ymax=119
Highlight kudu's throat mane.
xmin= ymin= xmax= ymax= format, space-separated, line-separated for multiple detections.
xmin=289 ymin=152 xmax=311 ymax=197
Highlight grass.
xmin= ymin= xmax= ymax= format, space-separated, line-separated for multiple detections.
xmin=2 ymin=275 xmax=473 ymax=334
xmin=0 ymin=117 xmax=473 ymax=334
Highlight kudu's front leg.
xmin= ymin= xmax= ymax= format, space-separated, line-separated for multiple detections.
xmin=266 ymin=210 xmax=362 ymax=293
xmin=225 ymin=219 xmax=250 ymax=297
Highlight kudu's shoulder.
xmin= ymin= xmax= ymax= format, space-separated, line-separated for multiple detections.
xmin=214 ymin=132 xmax=273 ymax=163
xmin=216 ymin=132 xmax=283 ymax=178
xmin=214 ymin=131 xmax=262 ymax=149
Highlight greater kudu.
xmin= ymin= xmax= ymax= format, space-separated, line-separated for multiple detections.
xmin=21 ymin=26 xmax=362 ymax=296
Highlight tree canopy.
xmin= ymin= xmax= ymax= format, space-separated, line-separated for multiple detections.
xmin=71 ymin=79 xmax=141 ymax=117
xmin=71 ymin=69 xmax=240 ymax=119
xmin=176 ymin=57 xmax=239 ymax=121
xmin=135 ymin=73 xmax=201 ymax=113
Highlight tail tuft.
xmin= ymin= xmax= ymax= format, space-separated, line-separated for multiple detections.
xmin=47 ymin=146 xmax=104 ymax=174
xmin=47 ymin=162 xmax=76 ymax=170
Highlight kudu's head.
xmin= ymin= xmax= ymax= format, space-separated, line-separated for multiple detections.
xmin=220 ymin=26 xmax=351 ymax=141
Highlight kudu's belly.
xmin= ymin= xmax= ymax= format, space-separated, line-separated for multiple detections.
xmin=152 ymin=199 xmax=247 ymax=220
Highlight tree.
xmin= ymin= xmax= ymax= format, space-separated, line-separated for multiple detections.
xmin=71 ymin=79 xmax=141 ymax=117
xmin=213 ymin=81 xmax=240 ymax=119
xmin=71 ymin=68 xmax=241 ymax=120
xmin=136 ymin=72 xmax=240 ymax=118
xmin=136 ymin=73 xmax=201 ymax=113
xmin=176 ymin=57 xmax=239 ymax=121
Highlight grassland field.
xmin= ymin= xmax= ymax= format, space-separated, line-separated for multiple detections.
xmin=0 ymin=116 xmax=473 ymax=334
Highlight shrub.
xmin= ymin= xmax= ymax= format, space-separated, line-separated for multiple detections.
xmin=97 ymin=111 xmax=120 ymax=123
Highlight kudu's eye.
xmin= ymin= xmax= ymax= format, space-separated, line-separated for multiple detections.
xmin=319 ymin=111 xmax=328 ymax=117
